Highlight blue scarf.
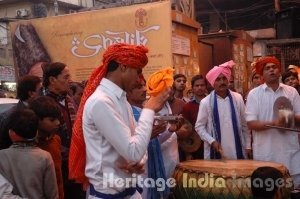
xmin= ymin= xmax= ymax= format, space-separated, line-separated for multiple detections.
xmin=210 ymin=90 xmax=244 ymax=159
xmin=131 ymin=106 xmax=169 ymax=199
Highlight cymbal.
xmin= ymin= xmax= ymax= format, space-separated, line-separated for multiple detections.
xmin=178 ymin=131 xmax=202 ymax=153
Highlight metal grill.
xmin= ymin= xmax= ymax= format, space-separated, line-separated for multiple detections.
xmin=266 ymin=38 xmax=300 ymax=69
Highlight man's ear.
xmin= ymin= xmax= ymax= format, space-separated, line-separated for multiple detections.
xmin=28 ymin=90 xmax=34 ymax=98
xmin=8 ymin=129 xmax=16 ymax=140
xmin=119 ymin=64 xmax=127 ymax=72
xmin=49 ymin=76 xmax=57 ymax=85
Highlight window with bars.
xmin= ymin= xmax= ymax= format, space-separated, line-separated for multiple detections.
xmin=266 ymin=39 xmax=300 ymax=69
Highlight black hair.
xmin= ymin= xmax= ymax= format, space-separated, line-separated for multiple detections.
xmin=191 ymin=75 xmax=207 ymax=87
xmin=69 ymin=82 xmax=84 ymax=96
xmin=17 ymin=75 xmax=41 ymax=101
xmin=281 ymin=70 xmax=298 ymax=83
xmin=7 ymin=109 xmax=38 ymax=140
xmin=107 ymin=60 xmax=119 ymax=72
xmin=42 ymin=62 xmax=66 ymax=87
xmin=251 ymin=166 xmax=284 ymax=199
xmin=173 ymin=73 xmax=187 ymax=81
xmin=29 ymin=96 xmax=61 ymax=120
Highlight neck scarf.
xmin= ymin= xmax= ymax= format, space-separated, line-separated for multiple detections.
xmin=69 ymin=43 xmax=148 ymax=186
xmin=210 ymin=90 xmax=244 ymax=159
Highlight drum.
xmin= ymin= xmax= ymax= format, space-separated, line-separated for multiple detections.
xmin=173 ymin=160 xmax=292 ymax=199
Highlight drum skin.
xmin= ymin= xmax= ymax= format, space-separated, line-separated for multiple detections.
xmin=172 ymin=160 xmax=293 ymax=199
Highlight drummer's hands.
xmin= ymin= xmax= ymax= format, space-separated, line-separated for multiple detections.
xmin=144 ymin=88 xmax=171 ymax=112
xmin=211 ymin=141 xmax=221 ymax=152
xmin=211 ymin=141 xmax=226 ymax=159
xmin=245 ymin=149 xmax=253 ymax=159
xmin=151 ymin=120 xmax=167 ymax=139
xmin=273 ymin=117 xmax=286 ymax=127
xmin=119 ymin=162 xmax=145 ymax=174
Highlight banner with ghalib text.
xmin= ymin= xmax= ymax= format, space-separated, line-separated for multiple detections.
xmin=10 ymin=1 xmax=172 ymax=81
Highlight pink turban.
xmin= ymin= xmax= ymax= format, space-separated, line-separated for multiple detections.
xmin=206 ymin=60 xmax=235 ymax=86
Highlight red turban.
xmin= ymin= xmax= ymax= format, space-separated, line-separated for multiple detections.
xmin=69 ymin=43 xmax=148 ymax=186
xmin=206 ymin=60 xmax=235 ymax=86
xmin=255 ymin=56 xmax=280 ymax=76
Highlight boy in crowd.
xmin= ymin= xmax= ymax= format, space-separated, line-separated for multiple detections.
xmin=0 ymin=109 xmax=58 ymax=199
xmin=29 ymin=96 xmax=64 ymax=199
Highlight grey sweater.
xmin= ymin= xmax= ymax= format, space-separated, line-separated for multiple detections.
xmin=0 ymin=144 xmax=58 ymax=199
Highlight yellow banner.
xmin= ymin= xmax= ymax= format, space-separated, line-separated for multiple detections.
xmin=10 ymin=1 xmax=172 ymax=82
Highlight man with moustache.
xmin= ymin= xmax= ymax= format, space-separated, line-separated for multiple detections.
xmin=195 ymin=60 xmax=251 ymax=160
xmin=42 ymin=62 xmax=81 ymax=198
xmin=245 ymin=56 xmax=300 ymax=188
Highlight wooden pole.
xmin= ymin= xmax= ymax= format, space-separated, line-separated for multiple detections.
xmin=275 ymin=0 xmax=281 ymax=13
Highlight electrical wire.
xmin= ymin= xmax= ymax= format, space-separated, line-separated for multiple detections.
xmin=206 ymin=0 xmax=232 ymax=30
xmin=234 ymin=10 xmax=272 ymax=29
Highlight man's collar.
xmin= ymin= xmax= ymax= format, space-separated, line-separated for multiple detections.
xmin=101 ymin=78 xmax=126 ymax=99
xmin=262 ymin=82 xmax=284 ymax=91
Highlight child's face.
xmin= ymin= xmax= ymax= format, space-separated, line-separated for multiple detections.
xmin=38 ymin=117 xmax=60 ymax=137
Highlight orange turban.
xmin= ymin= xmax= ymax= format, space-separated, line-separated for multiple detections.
xmin=147 ymin=67 xmax=174 ymax=97
xmin=69 ymin=43 xmax=148 ymax=186
xmin=255 ymin=56 xmax=280 ymax=76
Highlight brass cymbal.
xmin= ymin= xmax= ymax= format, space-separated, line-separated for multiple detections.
xmin=178 ymin=131 xmax=202 ymax=153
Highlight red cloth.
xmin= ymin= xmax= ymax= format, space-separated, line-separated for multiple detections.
xmin=255 ymin=56 xmax=280 ymax=76
xmin=181 ymin=100 xmax=199 ymax=126
xmin=38 ymin=135 xmax=64 ymax=199
xmin=68 ymin=43 xmax=148 ymax=186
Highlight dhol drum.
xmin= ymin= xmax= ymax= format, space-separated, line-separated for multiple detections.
xmin=173 ymin=160 xmax=293 ymax=199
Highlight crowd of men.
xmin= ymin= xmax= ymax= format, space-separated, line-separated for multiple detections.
xmin=0 ymin=43 xmax=299 ymax=199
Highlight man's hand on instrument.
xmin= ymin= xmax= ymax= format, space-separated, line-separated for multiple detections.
xmin=211 ymin=141 xmax=226 ymax=159
xmin=151 ymin=120 xmax=167 ymax=139
xmin=245 ymin=148 xmax=252 ymax=159
xmin=176 ymin=121 xmax=193 ymax=140
xmin=211 ymin=141 xmax=221 ymax=152
xmin=273 ymin=116 xmax=288 ymax=127
xmin=168 ymin=115 xmax=185 ymax=132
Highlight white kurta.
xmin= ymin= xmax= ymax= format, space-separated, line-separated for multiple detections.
xmin=195 ymin=90 xmax=251 ymax=159
xmin=245 ymin=83 xmax=300 ymax=176
xmin=83 ymin=78 xmax=154 ymax=198
xmin=0 ymin=173 xmax=25 ymax=199
xmin=157 ymin=102 xmax=179 ymax=179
